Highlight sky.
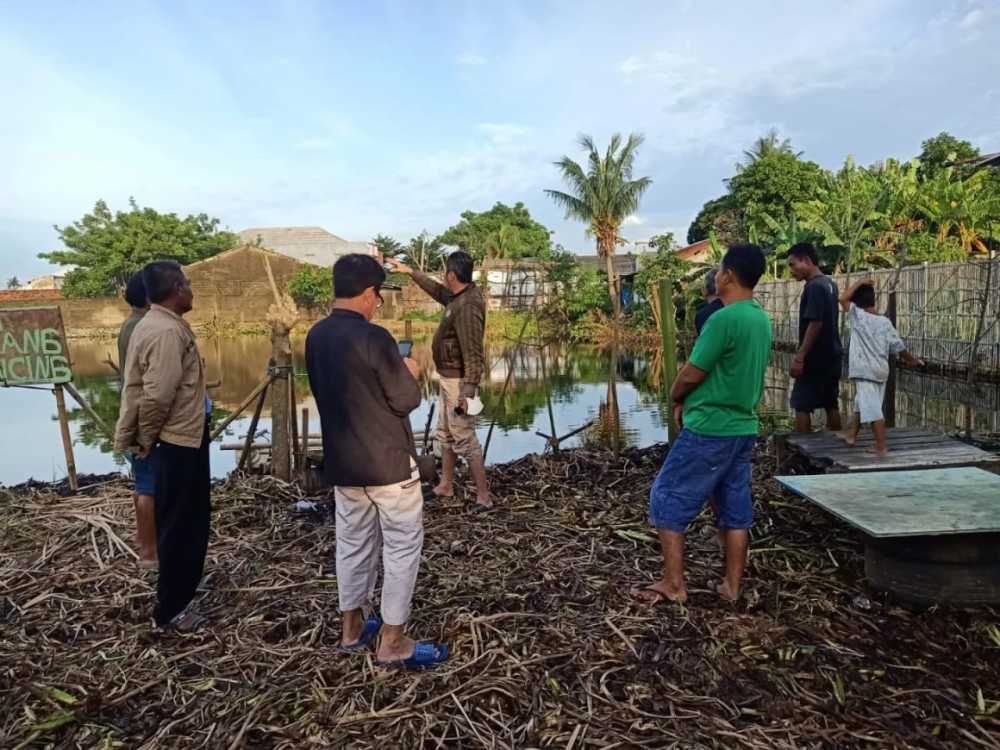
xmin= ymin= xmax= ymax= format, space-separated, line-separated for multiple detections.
xmin=2 ymin=0 xmax=999 ymax=281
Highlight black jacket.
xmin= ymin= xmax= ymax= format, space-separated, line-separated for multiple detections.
xmin=305 ymin=309 xmax=421 ymax=487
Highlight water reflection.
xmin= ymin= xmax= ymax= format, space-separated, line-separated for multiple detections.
xmin=1 ymin=333 xmax=997 ymax=486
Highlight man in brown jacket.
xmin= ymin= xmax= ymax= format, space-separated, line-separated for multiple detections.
xmin=387 ymin=252 xmax=491 ymax=509
xmin=114 ymin=260 xmax=211 ymax=631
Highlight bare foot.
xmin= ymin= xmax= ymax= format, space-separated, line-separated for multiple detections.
xmin=717 ymin=579 xmax=740 ymax=601
xmin=630 ymin=578 xmax=688 ymax=605
xmin=865 ymin=448 xmax=889 ymax=458
xmin=475 ymin=493 xmax=495 ymax=509
xmin=432 ymin=483 xmax=454 ymax=498
xmin=835 ymin=431 xmax=855 ymax=447
xmin=377 ymin=635 xmax=417 ymax=663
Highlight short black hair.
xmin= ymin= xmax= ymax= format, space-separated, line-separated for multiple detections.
xmin=446 ymin=251 xmax=474 ymax=284
xmin=851 ymin=283 xmax=876 ymax=308
xmin=124 ymin=272 xmax=147 ymax=308
xmin=721 ymin=244 xmax=766 ymax=289
xmin=142 ymin=261 xmax=186 ymax=304
xmin=333 ymin=254 xmax=386 ymax=298
xmin=704 ymin=268 xmax=718 ymax=296
xmin=788 ymin=242 xmax=819 ymax=266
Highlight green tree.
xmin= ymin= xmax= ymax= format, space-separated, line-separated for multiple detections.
xmin=728 ymin=146 xmax=825 ymax=236
xmin=546 ymin=133 xmax=652 ymax=318
xmin=687 ymin=195 xmax=744 ymax=245
xmin=5 ymin=276 xmax=19 ymax=289
xmin=372 ymin=234 xmax=403 ymax=259
xmin=40 ymin=198 xmax=237 ymax=297
xmin=402 ymin=230 xmax=444 ymax=272
xmin=739 ymin=128 xmax=802 ymax=168
xmin=916 ymin=132 xmax=979 ymax=181
xmin=437 ymin=202 xmax=552 ymax=262
xmin=919 ymin=167 xmax=1000 ymax=256
xmin=794 ymin=156 xmax=883 ymax=272
xmin=287 ymin=265 xmax=333 ymax=308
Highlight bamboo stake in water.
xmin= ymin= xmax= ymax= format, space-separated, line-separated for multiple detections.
xmin=658 ymin=279 xmax=679 ymax=442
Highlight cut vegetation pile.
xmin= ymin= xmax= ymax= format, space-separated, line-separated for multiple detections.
xmin=1 ymin=444 xmax=999 ymax=748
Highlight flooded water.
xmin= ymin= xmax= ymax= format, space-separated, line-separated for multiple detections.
xmin=1 ymin=335 xmax=998 ymax=486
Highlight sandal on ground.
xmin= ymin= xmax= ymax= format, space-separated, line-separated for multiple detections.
xmin=377 ymin=641 xmax=449 ymax=671
xmin=162 ymin=608 xmax=209 ymax=633
xmin=338 ymin=615 xmax=383 ymax=653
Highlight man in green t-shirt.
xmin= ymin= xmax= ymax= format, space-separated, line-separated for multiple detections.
xmin=632 ymin=244 xmax=772 ymax=605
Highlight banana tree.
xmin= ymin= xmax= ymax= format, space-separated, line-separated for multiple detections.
xmin=794 ymin=156 xmax=883 ymax=272
xmin=919 ymin=167 xmax=1000 ymax=256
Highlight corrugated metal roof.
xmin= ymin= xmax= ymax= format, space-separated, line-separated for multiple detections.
xmin=237 ymin=226 xmax=374 ymax=267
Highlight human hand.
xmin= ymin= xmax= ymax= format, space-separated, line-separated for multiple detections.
xmin=404 ymin=357 xmax=421 ymax=379
xmin=385 ymin=257 xmax=413 ymax=275
xmin=790 ymin=357 xmax=805 ymax=378
xmin=672 ymin=402 xmax=684 ymax=428
xmin=136 ymin=445 xmax=152 ymax=460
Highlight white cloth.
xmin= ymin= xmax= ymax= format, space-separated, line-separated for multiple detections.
xmin=847 ymin=304 xmax=906 ymax=382
xmin=334 ymin=461 xmax=423 ymax=626
xmin=853 ymin=379 xmax=887 ymax=424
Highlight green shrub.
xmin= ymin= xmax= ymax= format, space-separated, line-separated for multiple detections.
xmin=287 ymin=265 xmax=332 ymax=308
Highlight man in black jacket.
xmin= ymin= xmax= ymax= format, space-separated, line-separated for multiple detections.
xmin=306 ymin=254 xmax=447 ymax=669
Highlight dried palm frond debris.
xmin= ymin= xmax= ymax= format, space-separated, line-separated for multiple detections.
xmin=1 ymin=444 xmax=998 ymax=749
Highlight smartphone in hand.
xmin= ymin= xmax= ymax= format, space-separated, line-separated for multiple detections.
xmin=398 ymin=339 xmax=413 ymax=358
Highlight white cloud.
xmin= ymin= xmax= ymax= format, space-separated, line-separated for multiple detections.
xmin=622 ymin=214 xmax=644 ymax=226
xmin=477 ymin=122 xmax=530 ymax=145
xmin=958 ymin=8 xmax=984 ymax=28
xmin=456 ymin=52 xmax=486 ymax=66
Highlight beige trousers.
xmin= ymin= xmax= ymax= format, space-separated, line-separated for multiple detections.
xmin=334 ymin=462 xmax=423 ymax=626
xmin=436 ymin=377 xmax=482 ymax=458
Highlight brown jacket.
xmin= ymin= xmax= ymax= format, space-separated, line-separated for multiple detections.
xmin=412 ymin=271 xmax=486 ymax=398
xmin=114 ymin=305 xmax=207 ymax=452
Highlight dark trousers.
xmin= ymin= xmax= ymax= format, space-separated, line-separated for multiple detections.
xmin=153 ymin=421 xmax=211 ymax=626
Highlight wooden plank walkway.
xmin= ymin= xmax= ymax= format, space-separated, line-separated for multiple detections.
xmin=775 ymin=468 xmax=1000 ymax=537
xmin=779 ymin=427 xmax=1000 ymax=473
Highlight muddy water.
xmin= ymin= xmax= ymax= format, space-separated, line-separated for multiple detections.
xmin=1 ymin=335 xmax=997 ymax=486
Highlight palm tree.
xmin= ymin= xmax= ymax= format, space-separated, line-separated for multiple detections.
xmin=546 ymin=133 xmax=652 ymax=318
xmin=741 ymin=128 xmax=801 ymax=167
xmin=5 ymin=276 xmax=20 ymax=290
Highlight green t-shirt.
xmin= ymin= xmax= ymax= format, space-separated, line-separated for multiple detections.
xmin=683 ymin=299 xmax=772 ymax=436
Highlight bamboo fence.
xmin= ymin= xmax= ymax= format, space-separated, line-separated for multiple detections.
xmin=755 ymin=257 xmax=1000 ymax=378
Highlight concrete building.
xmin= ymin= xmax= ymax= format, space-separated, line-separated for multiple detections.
xmin=238 ymin=226 xmax=375 ymax=267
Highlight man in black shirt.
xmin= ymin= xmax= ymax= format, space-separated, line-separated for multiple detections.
xmin=787 ymin=243 xmax=843 ymax=432
xmin=694 ymin=267 xmax=723 ymax=335
xmin=305 ymin=254 xmax=448 ymax=670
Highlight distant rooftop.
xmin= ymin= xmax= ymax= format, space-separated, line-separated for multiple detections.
xmin=238 ymin=226 xmax=374 ymax=267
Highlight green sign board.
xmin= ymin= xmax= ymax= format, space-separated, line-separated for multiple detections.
xmin=0 ymin=306 xmax=73 ymax=385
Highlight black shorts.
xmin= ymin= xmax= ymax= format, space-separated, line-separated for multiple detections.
xmin=791 ymin=363 xmax=842 ymax=412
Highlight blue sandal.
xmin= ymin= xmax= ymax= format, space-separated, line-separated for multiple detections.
xmin=338 ymin=615 xmax=383 ymax=653
xmin=378 ymin=641 xmax=449 ymax=670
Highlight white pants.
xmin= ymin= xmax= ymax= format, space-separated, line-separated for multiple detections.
xmin=334 ymin=462 xmax=423 ymax=626
xmin=853 ymin=379 xmax=887 ymax=424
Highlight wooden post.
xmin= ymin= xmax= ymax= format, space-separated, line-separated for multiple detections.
xmin=404 ymin=318 xmax=413 ymax=340
xmin=658 ymin=280 xmax=679 ymax=441
xmin=53 ymin=385 xmax=78 ymax=492
xmin=289 ymin=369 xmax=299 ymax=471
xmin=270 ymin=348 xmax=293 ymax=481
xmin=238 ymin=383 xmax=270 ymax=472
xmin=884 ymin=290 xmax=898 ymax=428
xmin=301 ymin=408 xmax=310 ymax=464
